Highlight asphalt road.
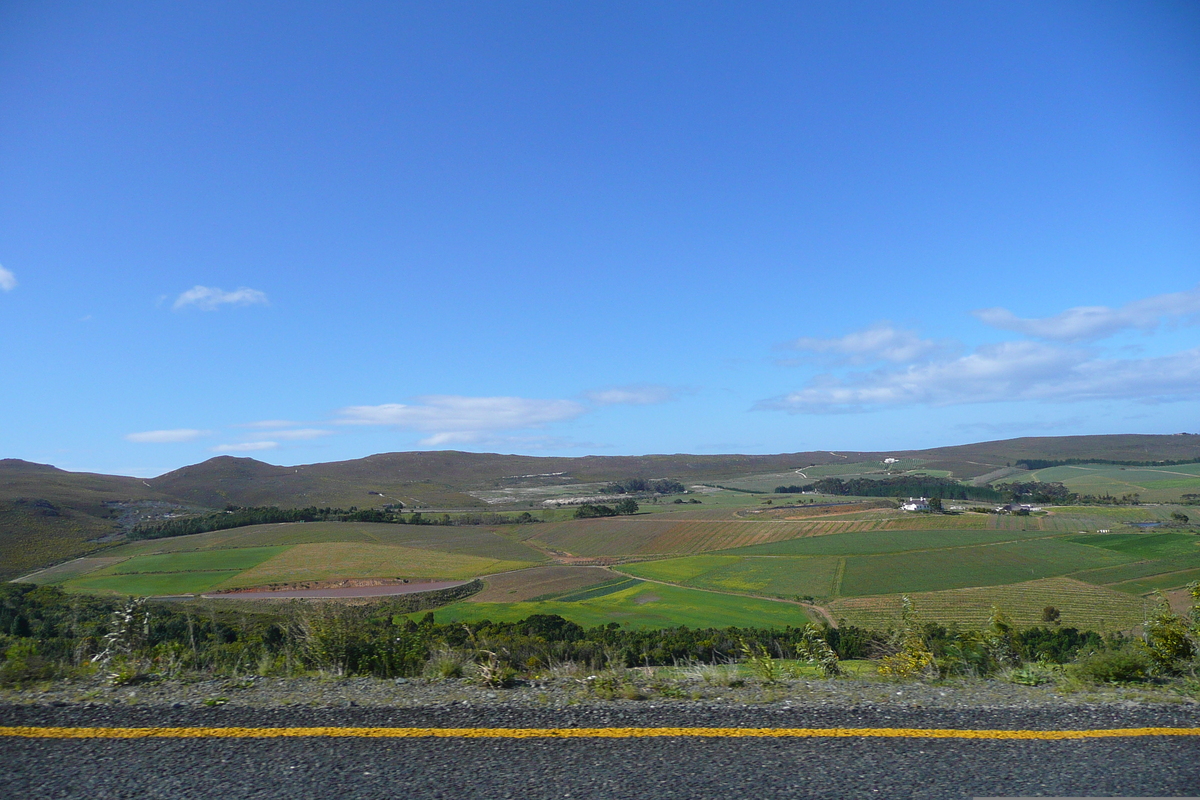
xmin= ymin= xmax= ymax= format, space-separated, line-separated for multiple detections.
xmin=3 ymin=703 xmax=1199 ymax=799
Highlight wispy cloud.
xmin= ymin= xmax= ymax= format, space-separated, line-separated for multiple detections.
xmin=788 ymin=322 xmax=952 ymax=364
xmin=125 ymin=429 xmax=211 ymax=443
xmin=760 ymin=343 xmax=1200 ymax=413
xmin=337 ymin=395 xmax=587 ymax=444
xmin=584 ymin=385 xmax=677 ymax=406
xmin=210 ymin=441 xmax=278 ymax=452
xmin=0 ymin=265 xmax=16 ymax=292
xmin=416 ymin=432 xmax=599 ymax=449
xmin=974 ymin=285 xmax=1200 ymax=342
xmin=269 ymin=428 xmax=332 ymax=441
xmin=173 ymin=285 xmax=268 ymax=311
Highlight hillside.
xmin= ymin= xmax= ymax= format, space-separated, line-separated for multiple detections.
xmin=4 ymin=433 xmax=1200 ymax=580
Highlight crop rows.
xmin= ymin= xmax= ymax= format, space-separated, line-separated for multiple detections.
xmin=827 ymin=577 xmax=1149 ymax=632
xmin=528 ymin=518 xmax=831 ymax=556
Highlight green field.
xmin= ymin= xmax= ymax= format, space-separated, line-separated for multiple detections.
xmin=106 ymin=546 xmax=290 ymax=574
xmin=828 ymin=577 xmax=1149 ymax=631
xmin=64 ymin=571 xmax=246 ymax=596
xmin=622 ymin=555 xmax=842 ymax=598
xmin=720 ymin=528 xmax=1054 ymax=556
xmin=1018 ymin=464 xmax=1200 ymax=502
xmin=44 ymin=522 xmax=542 ymax=596
xmin=420 ymin=580 xmax=814 ymax=629
xmin=1107 ymin=567 xmax=1200 ymax=595
xmin=1068 ymin=532 xmax=1200 ymax=559
xmin=101 ymin=521 xmax=544 ymax=563
xmin=837 ymin=537 xmax=1134 ymax=596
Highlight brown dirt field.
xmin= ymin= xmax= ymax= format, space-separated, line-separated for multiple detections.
xmin=468 ymin=565 xmax=616 ymax=602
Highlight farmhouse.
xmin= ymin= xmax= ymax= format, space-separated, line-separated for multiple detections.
xmin=901 ymin=497 xmax=930 ymax=512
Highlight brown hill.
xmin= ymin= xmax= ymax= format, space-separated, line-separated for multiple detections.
xmin=5 ymin=433 xmax=1200 ymax=580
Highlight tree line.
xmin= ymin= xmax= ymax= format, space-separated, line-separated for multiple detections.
xmin=800 ymin=476 xmax=1005 ymax=501
xmin=1016 ymin=457 xmax=1200 ymax=470
xmin=573 ymin=499 xmax=639 ymax=518
xmin=599 ymin=478 xmax=687 ymax=495
xmin=130 ymin=506 xmax=540 ymax=541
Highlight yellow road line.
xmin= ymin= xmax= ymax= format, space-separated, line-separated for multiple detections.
xmin=3 ymin=726 xmax=1200 ymax=740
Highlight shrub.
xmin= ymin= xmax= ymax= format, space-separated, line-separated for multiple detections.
xmin=877 ymin=596 xmax=937 ymax=679
xmin=1072 ymin=647 xmax=1152 ymax=684
xmin=1141 ymin=592 xmax=1196 ymax=676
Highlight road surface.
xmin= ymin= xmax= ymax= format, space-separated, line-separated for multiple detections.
xmin=3 ymin=703 xmax=1198 ymax=799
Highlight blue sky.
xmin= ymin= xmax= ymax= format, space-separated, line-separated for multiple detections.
xmin=2 ymin=1 xmax=1198 ymax=477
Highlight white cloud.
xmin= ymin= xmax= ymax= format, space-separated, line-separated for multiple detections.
xmin=584 ymin=385 xmax=676 ymax=406
xmin=210 ymin=441 xmax=278 ymax=452
xmin=760 ymin=342 xmax=1200 ymax=413
xmin=336 ymin=395 xmax=587 ymax=443
xmin=789 ymin=322 xmax=950 ymax=364
xmin=173 ymin=285 xmax=268 ymax=311
xmin=974 ymin=284 xmax=1200 ymax=342
xmin=0 ymin=265 xmax=16 ymax=291
xmin=270 ymin=428 xmax=332 ymax=441
xmin=240 ymin=420 xmax=297 ymax=429
xmin=125 ymin=429 xmax=211 ymax=443
xmin=417 ymin=432 xmax=597 ymax=449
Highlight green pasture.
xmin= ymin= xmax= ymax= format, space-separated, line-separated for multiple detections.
xmin=1069 ymin=532 xmax=1200 ymax=560
xmin=102 ymin=521 xmax=544 ymax=563
xmin=415 ymin=581 xmax=814 ymax=629
xmin=106 ymin=546 xmax=290 ymax=574
xmin=1069 ymin=553 xmax=1200 ymax=587
xmin=1023 ymin=464 xmax=1200 ymax=502
xmin=719 ymin=528 xmax=1056 ymax=557
xmin=828 ymin=577 xmax=1149 ymax=632
xmin=1107 ymin=567 xmax=1200 ymax=595
xmin=63 ymin=571 xmax=245 ymax=596
xmin=837 ymin=537 xmax=1136 ymax=596
xmin=622 ymin=555 xmax=841 ymax=599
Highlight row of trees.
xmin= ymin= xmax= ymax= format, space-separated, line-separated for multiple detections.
xmin=803 ymin=476 xmax=1005 ymax=502
xmin=599 ymin=478 xmax=687 ymax=495
xmin=131 ymin=506 xmax=541 ymax=541
xmin=1016 ymin=457 xmax=1200 ymax=470
xmin=573 ymin=499 xmax=639 ymax=518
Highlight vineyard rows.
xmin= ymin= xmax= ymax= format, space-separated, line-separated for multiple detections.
xmin=827 ymin=577 xmax=1148 ymax=632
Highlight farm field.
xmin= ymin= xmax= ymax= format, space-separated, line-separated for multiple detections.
xmin=420 ymin=580 xmax=814 ymax=629
xmin=837 ymin=537 xmax=1135 ymax=596
xmin=827 ymin=577 xmax=1149 ymax=631
xmin=40 ymin=524 xmax=541 ymax=596
xmin=106 ymin=546 xmax=290 ymax=574
xmin=720 ymin=528 xmax=1056 ymax=557
xmin=1107 ymin=567 xmax=1200 ymax=596
xmin=64 ymin=570 xmax=248 ymax=597
xmin=14 ymin=556 xmax=124 ymax=584
xmin=99 ymin=521 xmax=545 ymax=563
xmin=622 ymin=554 xmax=842 ymax=599
xmin=212 ymin=543 xmax=532 ymax=590
xmin=522 ymin=517 xmax=821 ymax=556
xmin=468 ymin=565 xmax=615 ymax=602
xmin=1014 ymin=464 xmax=1200 ymax=502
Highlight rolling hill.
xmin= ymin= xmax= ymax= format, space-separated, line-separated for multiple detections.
xmin=4 ymin=433 xmax=1200 ymax=580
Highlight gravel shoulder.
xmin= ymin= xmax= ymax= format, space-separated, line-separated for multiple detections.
xmin=4 ymin=672 xmax=1199 ymax=714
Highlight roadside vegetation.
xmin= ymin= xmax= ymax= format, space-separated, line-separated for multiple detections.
xmin=3 ymin=583 xmax=1199 ymax=701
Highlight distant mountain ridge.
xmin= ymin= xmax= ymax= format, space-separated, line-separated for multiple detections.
xmin=3 ymin=433 xmax=1200 ymax=580
xmin=6 ymin=433 xmax=1200 ymax=509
